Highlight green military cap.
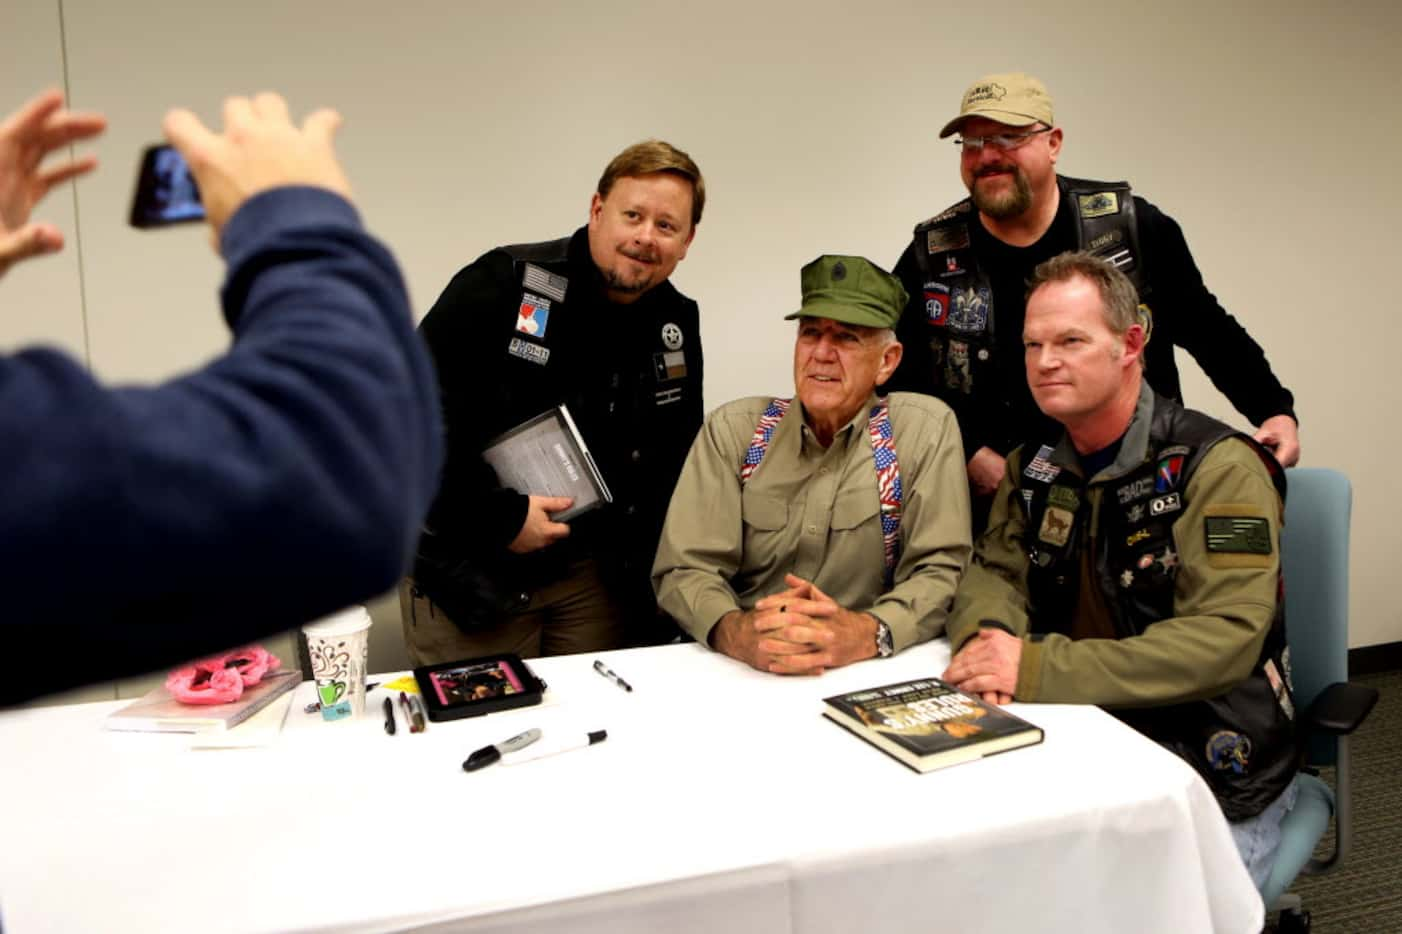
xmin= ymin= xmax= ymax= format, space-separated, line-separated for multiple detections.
xmin=784 ymin=255 xmax=909 ymax=329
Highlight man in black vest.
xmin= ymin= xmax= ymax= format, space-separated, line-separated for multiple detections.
xmin=943 ymin=251 xmax=1299 ymax=890
xmin=889 ymin=72 xmax=1299 ymax=527
xmin=403 ymin=140 xmax=705 ymax=663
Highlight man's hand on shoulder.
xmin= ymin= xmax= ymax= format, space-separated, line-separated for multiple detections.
xmin=508 ymin=495 xmax=573 ymax=554
xmin=967 ymin=446 xmax=1007 ymax=497
xmin=943 ymin=627 xmax=1020 ymax=705
xmin=1253 ymin=414 xmax=1300 ymax=468
xmin=163 ymin=91 xmax=352 ymax=243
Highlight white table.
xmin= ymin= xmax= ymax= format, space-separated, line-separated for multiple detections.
xmin=0 ymin=641 xmax=1263 ymax=933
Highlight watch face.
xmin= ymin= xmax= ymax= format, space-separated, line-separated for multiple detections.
xmin=876 ymin=621 xmax=894 ymax=657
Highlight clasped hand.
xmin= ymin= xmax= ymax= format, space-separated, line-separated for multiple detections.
xmin=714 ymin=573 xmax=877 ymax=676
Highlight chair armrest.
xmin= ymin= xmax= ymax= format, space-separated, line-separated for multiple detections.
xmin=1302 ymin=681 xmax=1379 ymax=735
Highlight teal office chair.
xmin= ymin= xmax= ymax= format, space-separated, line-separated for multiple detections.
xmin=1263 ymin=468 xmax=1378 ymax=933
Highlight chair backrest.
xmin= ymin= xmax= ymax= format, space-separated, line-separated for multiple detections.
xmin=1280 ymin=467 xmax=1352 ymax=766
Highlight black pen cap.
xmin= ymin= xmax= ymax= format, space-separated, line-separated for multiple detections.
xmin=588 ymin=730 xmax=607 ymax=745
xmin=463 ymin=746 xmax=502 ymax=772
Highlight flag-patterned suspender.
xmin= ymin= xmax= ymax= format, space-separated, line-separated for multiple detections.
xmin=739 ymin=397 xmax=902 ymax=583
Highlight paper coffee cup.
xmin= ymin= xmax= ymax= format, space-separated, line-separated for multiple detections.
xmin=302 ymin=606 xmax=372 ymax=721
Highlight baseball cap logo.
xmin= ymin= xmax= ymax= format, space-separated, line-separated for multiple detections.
xmin=964 ymin=82 xmax=1007 ymax=106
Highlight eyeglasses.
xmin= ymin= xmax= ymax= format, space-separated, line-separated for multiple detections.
xmin=954 ymin=127 xmax=1052 ymax=153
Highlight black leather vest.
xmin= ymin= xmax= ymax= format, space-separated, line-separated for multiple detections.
xmin=1018 ymin=396 xmax=1297 ymax=820
xmin=907 ymin=176 xmax=1144 ymax=397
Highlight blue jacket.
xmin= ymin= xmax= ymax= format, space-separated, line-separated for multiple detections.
xmin=1 ymin=187 xmax=443 ymax=705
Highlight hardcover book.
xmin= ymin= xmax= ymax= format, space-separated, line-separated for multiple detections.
xmin=104 ymin=670 xmax=300 ymax=734
xmin=481 ymin=404 xmax=611 ymax=523
xmin=822 ymin=677 xmax=1043 ymax=773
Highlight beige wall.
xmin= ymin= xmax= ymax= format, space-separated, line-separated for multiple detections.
xmin=5 ymin=0 xmax=1398 ymax=694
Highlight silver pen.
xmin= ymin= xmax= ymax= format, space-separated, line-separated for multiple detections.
xmin=593 ymin=659 xmax=633 ymax=692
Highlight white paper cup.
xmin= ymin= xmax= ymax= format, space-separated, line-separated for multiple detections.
xmin=302 ymin=606 xmax=372 ymax=721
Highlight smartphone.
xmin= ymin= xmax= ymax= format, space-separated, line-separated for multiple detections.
xmin=129 ymin=143 xmax=204 ymax=228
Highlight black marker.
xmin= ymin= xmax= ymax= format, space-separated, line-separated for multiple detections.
xmin=383 ymin=697 xmax=396 ymax=735
xmin=463 ymin=728 xmax=542 ymax=772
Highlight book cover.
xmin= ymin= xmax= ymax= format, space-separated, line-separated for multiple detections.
xmin=104 ymin=670 xmax=300 ymax=734
xmin=822 ymin=677 xmax=1043 ymax=773
xmin=481 ymin=404 xmax=612 ymax=523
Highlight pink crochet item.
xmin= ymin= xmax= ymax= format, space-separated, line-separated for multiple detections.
xmin=165 ymin=646 xmax=283 ymax=705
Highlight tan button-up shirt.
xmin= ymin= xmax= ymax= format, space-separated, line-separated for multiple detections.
xmin=652 ymin=392 xmax=971 ymax=652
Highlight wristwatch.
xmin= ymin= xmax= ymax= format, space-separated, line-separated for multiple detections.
xmin=873 ymin=618 xmax=894 ymax=658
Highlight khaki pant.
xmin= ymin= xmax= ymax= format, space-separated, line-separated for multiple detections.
xmin=400 ymin=558 xmax=627 ymax=666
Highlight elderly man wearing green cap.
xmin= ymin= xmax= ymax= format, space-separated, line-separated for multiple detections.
xmin=652 ymin=256 xmax=971 ymax=674
xmin=888 ymin=72 xmax=1299 ymax=531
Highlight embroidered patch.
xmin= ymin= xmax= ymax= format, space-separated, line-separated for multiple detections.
xmin=1038 ymin=506 xmax=1073 ymax=547
xmin=1023 ymin=445 xmax=1061 ymax=483
xmin=1150 ymin=492 xmax=1182 ymax=516
xmin=1205 ymin=516 xmax=1272 ymax=554
xmin=1126 ymin=528 xmax=1150 ymax=547
xmin=1047 ymin=485 xmax=1080 ymax=512
xmin=522 ymin=263 xmax=567 ymax=302
xmin=949 ymin=286 xmax=990 ymax=334
xmin=1126 ymin=503 xmax=1146 ymax=523
xmin=1155 ymin=454 xmax=1185 ymax=492
xmin=945 ymin=339 xmax=972 ymax=394
xmin=922 ymin=202 xmax=970 ymax=226
xmin=1155 ymin=546 xmax=1179 ymax=571
xmin=1137 ymin=553 xmax=1155 ymax=570
xmin=926 ymin=225 xmax=970 ymax=253
xmin=507 ymin=337 xmax=550 ymax=366
xmin=1206 ymin=731 xmax=1251 ymax=773
xmin=653 ymin=350 xmax=687 ymax=382
xmin=942 ymin=253 xmax=966 ymax=277
xmin=516 ymin=291 xmax=551 ymax=337
xmin=1078 ymin=191 xmax=1119 ymax=219
xmin=1087 ymin=229 xmax=1124 ymax=253
xmin=654 ymin=387 xmax=683 ymax=406
xmin=1116 ymin=476 xmax=1154 ymax=504
xmin=1264 ymin=659 xmax=1295 ymax=720
xmin=924 ymin=282 xmax=950 ymax=326
xmin=661 ymin=323 xmax=684 ymax=350
xmin=1120 ymin=569 xmax=1134 ymax=588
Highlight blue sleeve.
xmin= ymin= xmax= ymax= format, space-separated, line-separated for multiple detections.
xmin=0 ymin=186 xmax=444 ymax=704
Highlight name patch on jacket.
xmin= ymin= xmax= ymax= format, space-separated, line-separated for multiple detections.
xmin=508 ymin=337 xmax=550 ymax=366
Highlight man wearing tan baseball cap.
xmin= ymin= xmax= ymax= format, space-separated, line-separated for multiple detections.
xmin=888 ymin=71 xmax=1300 ymax=531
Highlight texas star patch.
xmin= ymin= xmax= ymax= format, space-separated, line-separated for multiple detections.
xmin=653 ymin=350 xmax=687 ymax=382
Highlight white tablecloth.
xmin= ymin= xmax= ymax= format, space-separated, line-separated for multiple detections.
xmin=0 ymin=641 xmax=1262 ymax=933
